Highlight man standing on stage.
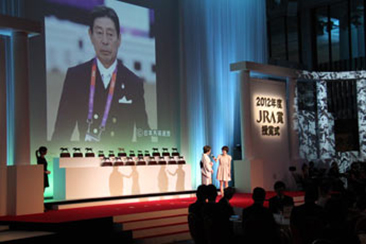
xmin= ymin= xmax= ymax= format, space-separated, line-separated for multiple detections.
xmin=52 ymin=6 xmax=149 ymax=143
xmin=201 ymin=145 xmax=214 ymax=185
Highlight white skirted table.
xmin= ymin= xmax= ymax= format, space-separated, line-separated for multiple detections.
xmin=53 ymin=157 xmax=192 ymax=200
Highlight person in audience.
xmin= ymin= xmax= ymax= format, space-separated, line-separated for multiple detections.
xmin=268 ymin=181 xmax=294 ymax=214
xmin=291 ymin=185 xmax=327 ymax=244
xmin=217 ymin=187 xmax=235 ymax=243
xmin=323 ymin=194 xmax=354 ymax=244
xmin=201 ymin=145 xmax=214 ymax=185
xmin=308 ymin=161 xmax=319 ymax=179
xmin=214 ymin=146 xmax=232 ymax=196
xmin=328 ymin=162 xmax=345 ymax=192
xmin=202 ymin=184 xmax=220 ymax=244
xmin=347 ymin=162 xmax=365 ymax=195
xmin=242 ymin=187 xmax=280 ymax=244
xmin=328 ymin=162 xmax=340 ymax=178
xmin=188 ymin=185 xmax=208 ymax=244
xmin=301 ymin=163 xmax=311 ymax=190
xmin=317 ymin=180 xmax=332 ymax=208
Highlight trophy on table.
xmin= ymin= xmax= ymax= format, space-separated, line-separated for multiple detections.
xmin=98 ymin=150 xmax=105 ymax=158
xmin=152 ymin=148 xmax=160 ymax=157
xmin=60 ymin=147 xmax=70 ymax=157
xmin=129 ymin=150 xmax=136 ymax=157
xmin=118 ymin=148 xmax=127 ymax=157
xmin=114 ymin=156 xmax=124 ymax=166
xmin=137 ymin=156 xmax=146 ymax=166
xmin=72 ymin=147 xmax=83 ymax=157
xmin=101 ymin=156 xmax=112 ymax=167
xmin=148 ymin=156 xmax=157 ymax=165
xmin=172 ymin=148 xmax=180 ymax=157
xmin=85 ymin=147 xmax=95 ymax=157
xmin=108 ymin=150 xmax=115 ymax=158
xmin=125 ymin=157 xmax=135 ymax=166
xmin=162 ymin=148 xmax=170 ymax=157
xmin=178 ymin=156 xmax=186 ymax=165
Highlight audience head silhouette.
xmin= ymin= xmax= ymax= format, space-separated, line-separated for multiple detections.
xmin=274 ymin=181 xmax=286 ymax=197
xmin=206 ymin=184 xmax=217 ymax=203
xmin=196 ymin=184 xmax=208 ymax=202
xmin=223 ymin=187 xmax=235 ymax=201
xmin=304 ymin=185 xmax=318 ymax=203
xmin=252 ymin=187 xmax=266 ymax=205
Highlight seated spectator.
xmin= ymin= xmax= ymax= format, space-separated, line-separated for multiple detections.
xmin=301 ymin=163 xmax=311 ymax=190
xmin=291 ymin=185 xmax=327 ymax=244
xmin=328 ymin=162 xmax=345 ymax=192
xmin=188 ymin=184 xmax=208 ymax=244
xmin=217 ymin=187 xmax=235 ymax=243
xmin=347 ymin=162 xmax=365 ymax=195
xmin=328 ymin=162 xmax=341 ymax=178
xmin=317 ymin=180 xmax=332 ymax=208
xmin=309 ymin=161 xmax=319 ymax=179
xmin=242 ymin=187 xmax=280 ymax=244
xmin=269 ymin=181 xmax=294 ymax=214
xmin=202 ymin=184 xmax=219 ymax=244
xmin=323 ymin=195 xmax=352 ymax=244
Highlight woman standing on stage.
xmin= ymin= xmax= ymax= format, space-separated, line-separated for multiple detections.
xmin=214 ymin=146 xmax=232 ymax=196
xmin=36 ymin=146 xmax=51 ymax=192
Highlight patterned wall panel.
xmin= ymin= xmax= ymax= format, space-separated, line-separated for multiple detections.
xmin=297 ymin=71 xmax=366 ymax=172
xmin=316 ymin=80 xmax=336 ymax=161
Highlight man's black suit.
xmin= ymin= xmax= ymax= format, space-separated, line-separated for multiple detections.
xmin=268 ymin=195 xmax=294 ymax=214
xmin=52 ymin=58 xmax=149 ymax=144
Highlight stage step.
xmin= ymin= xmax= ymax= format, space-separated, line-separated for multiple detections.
xmin=113 ymin=208 xmax=188 ymax=223
xmin=293 ymin=195 xmax=305 ymax=206
xmin=114 ymin=207 xmax=192 ymax=243
xmin=50 ymin=194 xmax=195 ymax=210
xmin=0 ymin=225 xmax=9 ymax=232
xmin=122 ymin=215 xmax=188 ymax=231
xmin=133 ymin=223 xmax=189 ymax=239
xmin=0 ymin=230 xmax=54 ymax=242
xmin=136 ymin=231 xmax=192 ymax=244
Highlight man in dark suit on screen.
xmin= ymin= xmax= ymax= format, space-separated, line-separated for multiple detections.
xmin=52 ymin=6 xmax=150 ymax=143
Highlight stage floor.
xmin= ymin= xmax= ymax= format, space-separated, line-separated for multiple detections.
xmin=0 ymin=191 xmax=305 ymax=243
xmin=0 ymin=191 xmax=304 ymax=224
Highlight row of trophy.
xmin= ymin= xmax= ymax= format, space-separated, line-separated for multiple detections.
xmin=60 ymin=147 xmax=180 ymax=158
xmin=100 ymin=155 xmax=186 ymax=167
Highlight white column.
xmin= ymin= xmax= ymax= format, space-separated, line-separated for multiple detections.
xmin=0 ymin=38 xmax=7 ymax=216
xmin=239 ymin=70 xmax=253 ymax=160
xmin=12 ymin=31 xmax=30 ymax=165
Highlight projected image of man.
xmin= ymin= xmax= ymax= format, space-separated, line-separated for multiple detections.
xmin=52 ymin=6 xmax=150 ymax=143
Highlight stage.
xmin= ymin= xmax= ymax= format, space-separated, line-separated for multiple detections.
xmin=0 ymin=191 xmax=304 ymax=243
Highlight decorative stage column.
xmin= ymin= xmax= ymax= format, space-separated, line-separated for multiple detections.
xmin=287 ymin=77 xmax=300 ymax=164
xmin=239 ymin=70 xmax=253 ymax=160
xmin=0 ymin=38 xmax=7 ymax=216
xmin=231 ymin=61 xmax=298 ymax=191
xmin=12 ymin=31 xmax=30 ymax=165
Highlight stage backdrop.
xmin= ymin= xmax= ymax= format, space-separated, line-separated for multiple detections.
xmin=180 ymin=0 xmax=267 ymax=188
